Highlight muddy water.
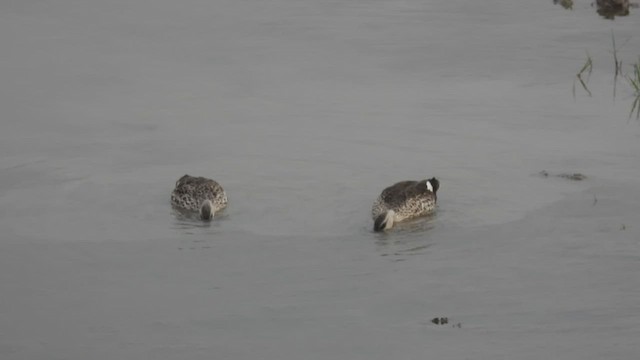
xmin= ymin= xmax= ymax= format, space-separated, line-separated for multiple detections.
xmin=1 ymin=1 xmax=640 ymax=359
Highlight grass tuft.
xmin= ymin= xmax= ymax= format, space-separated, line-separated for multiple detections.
xmin=573 ymin=51 xmax=593 ymax=98
xmin=627 ymin=57 xmax=640 ymax=119
xmin=609 ymin=30 xmax=630 ymax=76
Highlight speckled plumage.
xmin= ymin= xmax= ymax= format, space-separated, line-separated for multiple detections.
xmin=171 ymin=174 xmax=227 ymax=219
xmin=372 ymin=177 xmax=439 ymax=231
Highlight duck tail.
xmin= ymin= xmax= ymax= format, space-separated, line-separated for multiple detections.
xmin=200 ymin=200 xmax=214 ymax=220
xmin=373 ymin=210 xmax=395 ymax=232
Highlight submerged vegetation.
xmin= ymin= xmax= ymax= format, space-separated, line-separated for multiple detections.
xmin=553 ymin=0 xmax=635 ymax=19
xmin=595 ymin=0 xmax=631 ymax=19
xmin=628 ymin=58 xmax=640 ymax=119
xmin=573 ymin=52 xmax=593 ymax=97
xmin=553 ymin=0 xmax=574 ymax=10
xmin=573 ymin=31 xmax=640 ymax=120
xmin=539 ymin=170 xmax=587 ymax=181
xmin=609 ymin=29 xmax=631 ymax=98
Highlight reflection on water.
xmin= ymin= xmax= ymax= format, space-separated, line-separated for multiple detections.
xmin=170 ymin=208 xmax=226 ymax=250
xmin=170 ymin=207 xmax=222 ymax=231
xmin=375 ymin=215 xmax=436 ymax=258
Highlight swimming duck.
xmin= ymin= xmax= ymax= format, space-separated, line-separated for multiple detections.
xmin=171 ymin=174 xmax=228 ymax=220
xmin=371 ymin=177 xmax=439 ymax=232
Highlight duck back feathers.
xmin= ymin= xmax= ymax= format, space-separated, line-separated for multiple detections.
xmin=372 ymin=177 xmax=439 ymax=232
xmin=171 ymin=174 xmax=227 ymax=219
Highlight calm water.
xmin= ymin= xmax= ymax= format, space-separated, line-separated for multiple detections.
xmin=1 ymin=1 xmax=640 ymax=359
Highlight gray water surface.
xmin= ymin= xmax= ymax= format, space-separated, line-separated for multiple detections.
xmin=2 ymin=1 xmax=640 ymax=359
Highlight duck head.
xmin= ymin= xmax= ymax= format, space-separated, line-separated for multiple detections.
xmin=200 ymin=200 xmax=214 ymax=220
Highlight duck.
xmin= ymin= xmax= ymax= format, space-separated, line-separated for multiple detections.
xmin=171 ymin=174 xmax=228 ymax=220
xmin=371 ymin=177 xmax=439 ymax=232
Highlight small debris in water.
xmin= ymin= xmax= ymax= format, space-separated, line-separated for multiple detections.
xmin=557 ymin=173 xmax=587 ymax=181
xmin=553 ymin=0 xmax=574 ymax=10
xmin=431 ymin=317 xmax=449 ymax=325
xmin=538 ymin=170 xmax=586 ymax=181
